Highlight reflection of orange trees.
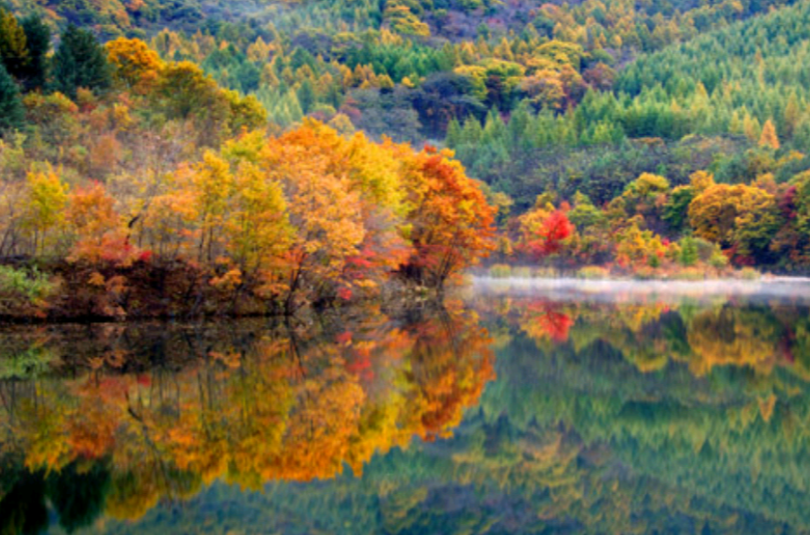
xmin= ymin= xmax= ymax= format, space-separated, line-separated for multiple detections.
xmin=271 ymin=357 xmax=365 ymax=482
xmin=515 ymin=301 xmax=577 ymax=344
xmin=0 ymin=308 xmax=494 ymax=520
xmin=15 ymin=391 xmax=72 ymax=472
xmin=403 ymin=310 xmax=495 ymax=440
xmin=687 ymin=307 xmax=779 ymax=375
xmin=507 ymin=299 xmax=670 ymax=363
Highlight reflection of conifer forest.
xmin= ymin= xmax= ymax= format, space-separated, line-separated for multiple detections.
xmin=4 ymin=294 xmax=810 ymax=532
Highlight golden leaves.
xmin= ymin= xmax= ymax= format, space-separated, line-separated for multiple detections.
xmin=0 ymin=307 xmax=495 ymax=514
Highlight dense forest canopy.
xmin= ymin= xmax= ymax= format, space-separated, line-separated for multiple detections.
xmin=0 ymin=0 xmax=808 ymax=319
xmin=3 ymin=1 xmax=810 ymax=530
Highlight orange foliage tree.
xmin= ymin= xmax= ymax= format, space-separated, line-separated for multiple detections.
xmin=396 ymin=145 xmax=496 ymax=290
xmin=66 ymin=181 xmax=138 ymax=266
xmin=1 ymin=115 xmax=497 ymax=318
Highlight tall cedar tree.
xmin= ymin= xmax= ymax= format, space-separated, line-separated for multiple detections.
xmin=20 ymin=15 xmax=50 ymax=91
xmin=52 ymin=25 xmax=111 ymax=99
xmin=0 ymin=62 xmax=24 ymax=132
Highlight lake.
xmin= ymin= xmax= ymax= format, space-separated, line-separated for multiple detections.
xmin=2 ymin=280 xmax=810 ymax=534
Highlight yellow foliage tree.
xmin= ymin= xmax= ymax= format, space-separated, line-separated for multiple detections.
xmin=106 ymin=37 xmax=164 ymax=94
xmin=759 ymin=118 xmax=780 ymax=150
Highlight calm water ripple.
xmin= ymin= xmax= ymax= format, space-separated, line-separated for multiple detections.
xmin=3 ymin=285 xmax=810 ymax=534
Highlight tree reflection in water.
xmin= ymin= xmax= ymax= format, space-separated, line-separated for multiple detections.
xmin=0 ymin=303 xmax=493 ymax=529
xmin=3 ymin=293 xmax=810 ymax=533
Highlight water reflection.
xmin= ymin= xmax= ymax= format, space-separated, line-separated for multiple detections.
xmin=475 ymin=291 xmax=810 ymax=533
xmin=0 ymin=304 xmax=493 ymax=531
xmin=3 ymin=290 xmax=810 ymax=533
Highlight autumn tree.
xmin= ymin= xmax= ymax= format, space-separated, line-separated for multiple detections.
xmin=0 ymin=9 xmax=28 ymax=80
xmin=397 ymin=146 xmax=495 ymax=290
xmin=151 ymin=61 xmax=265 ymax=144
xmin=759 ymin=119 xmax=780 ymax=150
xmin=613 ymin=222 xmax=668 ymax=269
xmin=623 ymin=173 xmax=669 ymax=206
xmin=517 ymin=196 xmax=575 ymax=267
xmin=21 ymin=168 xmax=68 ymax=256
xmin=532 ymin=210 xmax=574 ymax=258
xmin=688 ymin=183 xmax=781 ymax=262
xmin=152 ymin=61 xmax=217 ymax=119
xmin=106 ymin=37 xmax=164 ymax=94
xmin=222 ymin=89 xmax=267 ymax=133
xmin=203 ymin=134 xmax=295 ymax=299
xmin=263 ymin=124 xmax=366 ymax=309
xmin=66 ymin=182 xmax=138 ymax=266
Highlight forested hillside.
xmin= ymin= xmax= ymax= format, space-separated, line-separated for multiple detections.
xmin=450 ymin=0 xmax=810 ymax=205
xmin=0 ymin=0 xmax=809 ymax=319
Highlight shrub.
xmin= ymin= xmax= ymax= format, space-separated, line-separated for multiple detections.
xmin=666 ymin=242 xmax=682 ymax=262
xmin=512 ymin=266 xmax=532 ymax=278
xmin=678 ymin=237 xmax=698 ymax=266
xmin=709 ymin=251 xmax=729 ymax=269
xmin=694 ymin=237 xmax=717 ymax=262
xmin=533 ymin=266 xmax=556 ymax=278
xmin=672 ymin=267 xmax=705 ymax=280
xmin=633 ymin=266 xmax=658 ymax=280
xmin=488 ymin=264 xmax=512 ymax=278
xmin=737 ymin=267 xmax=761 ymax=280
xmin=578 ymin=266 xmax=610 ymax=279
xmin=0 ymin=265 xmax=55 ymax=314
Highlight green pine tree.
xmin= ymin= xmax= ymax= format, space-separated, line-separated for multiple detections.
xmin=445 ymin=118 xmax=462 ymax=148
xmin=0 ymin=62 xmax=24 ymax=133
xmin=460 ymin=118 xmax=483 ymax=145
xmin=20 ymin=15 xmax=50 ymax=91
xmin=297 ymin=78 xmax=315 ymax=114
xmin=52 ymin=25 xmax=111 ymax=99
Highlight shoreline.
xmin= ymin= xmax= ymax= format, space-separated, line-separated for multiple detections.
xmin=3 ymin=275 xmax=810 ymax=326
xmin=0 ymin=288 xmax=447 ymax=326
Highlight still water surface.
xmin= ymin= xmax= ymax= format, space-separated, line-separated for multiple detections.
xmin=2 ymin=281 xmax=810 ymax=534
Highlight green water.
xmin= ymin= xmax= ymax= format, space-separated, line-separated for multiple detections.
xmin=2 ymin=284 xmax=810 ymax=534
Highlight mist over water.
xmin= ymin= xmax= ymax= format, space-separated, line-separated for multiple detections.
xmin=471 ymin=276 xmax=810 ymax=304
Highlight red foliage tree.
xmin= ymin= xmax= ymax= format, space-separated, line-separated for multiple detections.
xmin=527 ymin=210 xmax=574 ymax=259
